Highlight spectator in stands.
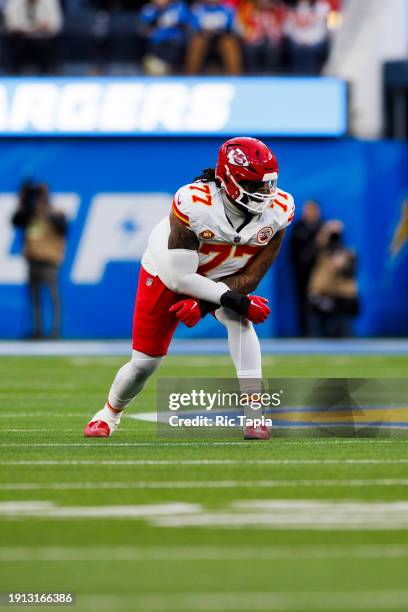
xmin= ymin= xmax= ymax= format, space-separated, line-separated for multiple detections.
xmin=4 ymin=0 xmax=63 ymax=73
xmin=307 ymin=220 xmax=359 ymax=338
xmin=186 ymin=0 xmax=242 ymax=75
xmin=12 ymin=182 xmax=68 ymax=339
xmin=290 ymin=200 xmax=322 ymax=336
xmin=237 ymin=0 xmax=286 ymax=74
xmin=139 ymin=0 xmax=191 ymax=75
xmin=284 ymin=0 xmax=330 ymax=74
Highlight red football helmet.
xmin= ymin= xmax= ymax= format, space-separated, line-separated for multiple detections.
xmin=215 ymin=137 xmax=279 ymax=214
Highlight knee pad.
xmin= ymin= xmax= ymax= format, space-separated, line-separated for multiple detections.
xmin=215 ymin=306 xmax=252 ymax=330
xmin=130 ymin=349 xmax=163 ymax=381
xmin=108 ymin=350 xmax=164 ymax=409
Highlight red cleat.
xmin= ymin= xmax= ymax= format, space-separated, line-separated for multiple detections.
xmin=84 ymin=420 xmax=111 ymax=438
xmin=244 ymin=425 xmax=271 ymax=440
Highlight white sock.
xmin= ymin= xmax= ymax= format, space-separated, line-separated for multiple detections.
xmin=92 ymin=404 xmax=122 ymax=426
xmin=89 ymin=350 xmax=163 ymax=433
xmin=89 ymin=349 xmax=164 ymax=425
xmin=107 ymin=349 xmax=163 ymax=410
xmin=215 ymin=307 xmax=263 ymax=426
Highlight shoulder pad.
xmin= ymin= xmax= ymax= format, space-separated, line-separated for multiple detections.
xmin=272 ymin=189 xmax=295 ymax=228
xmin=171 ymin=182 xmax=214 ymax=227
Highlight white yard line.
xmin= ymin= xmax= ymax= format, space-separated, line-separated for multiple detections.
xmin=0 ymin=439 xmax=406 ymax=447
xmin=0 ymin=413 xmax=85 ymax=418
xmin=1 ymin=544 xmax=408 ymax=562
xmin=0 ymin=442 xmax=245 ymax=447
xmin=153 ymin=515 xmax=408 ymax=531
xmin=151 ymin=497 xmax=408 ymax=529
xmin=0 ymin=383 xmax=77 ymax=389
xmin=57 ymin=590 xmax=408 ymax=611
xmin=0 ymin=429 xmax=134 ymax=433
xmin=130 ymin=410 xmax=408 ymax=426
xmin=2 ymin=458 xmax=408 ymax=466
xmin=0 ymin=501 xmax=201 ymax=518
xmin=2 ymin=479 xmax=408 ymax=491
xmin=2 ymin=500 xmax=408 ymax=529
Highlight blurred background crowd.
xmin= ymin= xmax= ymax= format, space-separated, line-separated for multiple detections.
xmin=0 ymin=0 xmax=341 ymax=75
xmin=11 ymin=180 xmax=360 ymax=340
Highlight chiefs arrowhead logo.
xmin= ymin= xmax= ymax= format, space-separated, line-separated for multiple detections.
xmin=227 ymin=147 xmax=249 ymax=167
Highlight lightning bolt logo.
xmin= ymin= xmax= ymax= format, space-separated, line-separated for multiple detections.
xmin=390 ymin=200 xmax=408 ymax=257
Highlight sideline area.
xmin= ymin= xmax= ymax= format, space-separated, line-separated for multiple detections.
xmin=1 ymin=339 xmax=408 ymax=357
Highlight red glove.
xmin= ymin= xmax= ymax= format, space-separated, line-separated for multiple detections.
xmin=169 ymin=299 xmax=202 ymax=328
xmin=246 ymin=295 xmax=270 ymax=324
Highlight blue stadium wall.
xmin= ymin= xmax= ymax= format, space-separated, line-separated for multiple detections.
xmin=0 ymin=137 xmax=407 ymax=339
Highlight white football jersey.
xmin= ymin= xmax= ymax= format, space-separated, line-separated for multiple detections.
xmin=142 ymin=180 xmax=295 ymax=280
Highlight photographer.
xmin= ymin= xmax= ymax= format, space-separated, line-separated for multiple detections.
xmin=307 ymin=220 xmax=359 ymax=338
xmin=12 ymin=181 xmax=67 ymax=339
xmin=290 ymin=199 xmax=322 ymax=336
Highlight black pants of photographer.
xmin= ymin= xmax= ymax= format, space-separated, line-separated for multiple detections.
xmin=307 ymin=311 xmax=353 ymax=338
xmin=28 ymin=261 xmax=61 ymax=339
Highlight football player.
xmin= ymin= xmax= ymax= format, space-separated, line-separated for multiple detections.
xmin=84 ymin=137 xmax=295 ymax=440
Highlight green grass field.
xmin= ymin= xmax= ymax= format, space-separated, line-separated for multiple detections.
xmin=1 ymin=353 xmax=408 ymax=612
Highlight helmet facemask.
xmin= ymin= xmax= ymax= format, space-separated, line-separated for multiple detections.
xmin=225 ymin=167 xmax=278 ymax=214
